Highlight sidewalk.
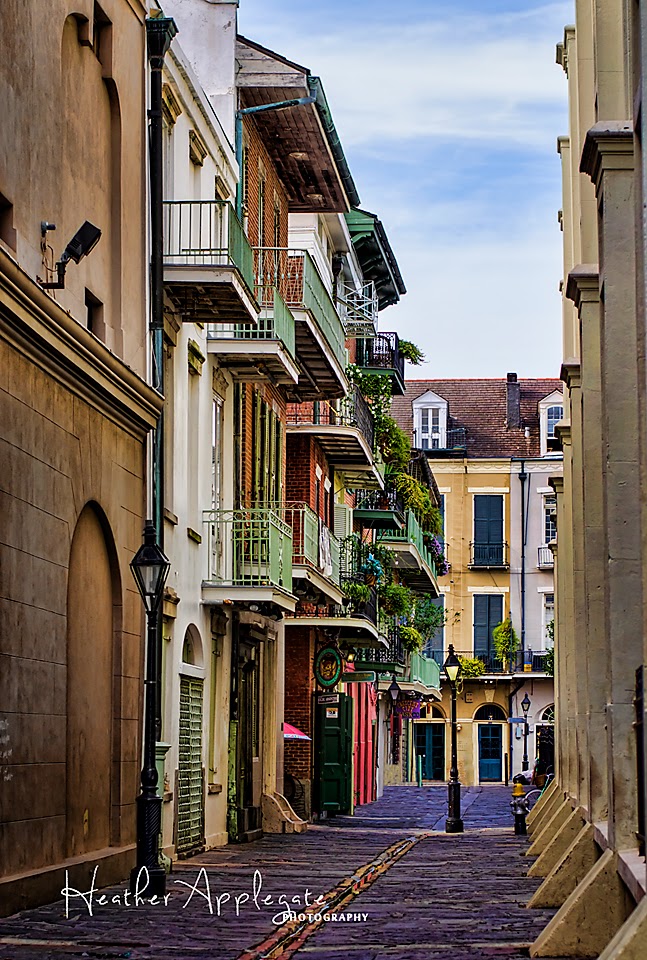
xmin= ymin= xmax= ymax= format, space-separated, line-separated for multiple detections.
xmin=0 ymin=786 xmax=579 ymax=960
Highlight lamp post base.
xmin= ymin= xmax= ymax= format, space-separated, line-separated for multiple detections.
xmin=130 ymin=792 xmax=166 ymax=896
xmin=445 ymin=816 xmax=465 ymax=833
xmin=129 ymin=864 xmax=167 ymax=898
xmin=446 ymin=779 xmax=464 ymax=833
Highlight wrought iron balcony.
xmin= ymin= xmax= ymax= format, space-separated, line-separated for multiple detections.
xmin=286 ymin=387 xmax=380 ymax=486
xmin=357 ymin=622 xmax=406 ymax=671
xmin=337 ymin=280 xmax=378 ymax=337
xmin=376 ymin=510 xmax=439 ymax=593
xmin=428 ymin=649 xmax=551 ymax=675
xmin=537 ymin=545 xmax=554 ymax=569
xmin=254 ymin=247 xmax=347 ymax=397
xmin=206 ymin=286 xmax=299 ymax=385
xmin=469 ymin=542 xmax=509 ymax=569
xmin=417 ymin=427 xmax=468 ymax=451
xmin=354 ymin=486 xmax=405 ymax=531
xmin=201 ymin=508 xmax=295 ymax=609
xmin=355 ymin=332 xmax=406 ymax=395
xmin=163 ymin=200 xmax=258 ymax=324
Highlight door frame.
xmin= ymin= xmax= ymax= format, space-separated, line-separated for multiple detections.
xmin=476 ymin=721 xmax=505 ymax=783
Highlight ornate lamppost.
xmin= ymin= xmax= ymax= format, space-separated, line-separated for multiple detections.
xmin=521 ymin=692 xmax=531 ymax=772
xmin=130 ymin=521 xmax=171 ymax=896
xmin=444 ymin=644 xmax=464 ymax=833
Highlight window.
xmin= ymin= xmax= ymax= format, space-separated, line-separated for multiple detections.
xmin=546 ymin=406 xmax=563 ymax=439
xmin=0 ymin=192 xmax=16 ymax=250
xmin=472 ymin=495 xmax=504 ymax=565
xmin=544 ymin=496 xmax=556 ymax=543
xmin=84 ymin=288 xmax=104 ymax=338
xmin=412 ymin=392 xmax=448 ymax=449
xmin=257 ymin=168 xmax=266 ymax=248
xmin=473 ymin=594 xmax=504 ymax=662
xmin=543 ymin=593 xmax=555 ymax=646
xmin=474 ymin=704 xmax=506 ymax=722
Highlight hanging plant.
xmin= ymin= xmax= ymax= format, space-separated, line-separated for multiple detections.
xmin=399 ymin=625 xmax=424 ymax=653
xmin=492 ymin=618 xmax=520 ymax=664
xmin=379 ymin=583 xmax=414 ymax=618
xmin=398 ymin=340 xmax=425 ymax=365
xmin=360 ymin=552 xmax=384 ymax=586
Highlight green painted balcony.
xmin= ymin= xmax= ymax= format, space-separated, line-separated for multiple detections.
xmin=202 ymin=508 xmax=295 ymax=610
xmin=254 ymin=247 xmax=348 ymax=398
xmin=376 ymin=510 xmax=439 ymax=594
xmin=207 ymin=286 xmax=300 ymax=386
xmin=409 ymin=651 xmax=441 ymax=691
xmin=270 ymin=502 xmax=342 ymax=605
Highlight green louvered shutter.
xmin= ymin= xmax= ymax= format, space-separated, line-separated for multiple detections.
xmin=177 ymin=677 xmax=204 ymax=855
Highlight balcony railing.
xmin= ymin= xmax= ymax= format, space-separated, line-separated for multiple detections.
xmin=164 ymin=200 xmax=255 ymax=293
xmin=427 ymin=649 xmax=551 ymax=674
xmin=337 ymin=280 xmax=378 ymax=337
xmin=537 ymin=545 xmax=554 ymax=568
xmin=207 ymin=286 xmax=296 ymax=359
xmin=469 ymin=542 xmax=509 ymax=568
xmin=254 ymin=247 xmax=346 ymax=371
xmin=409 ymin=652 xmax=441 ymax=690
xmin=357 ymin=622 xmax=405 ymax=669
xmin=273 ymin=502 xmax=340 ymax=585
xmin=286 ymin=386 xmax=375 ymax=452
xmin=380 ymin=510 xmax=437 ymax=577
xmin=354 ymin=486 xmax=405 ymax=518
xmin=417 ymin=427 xmax=468 ymax=451
xmin=202 ymin=508 xmax=292 ymax=590
xmin=355 ymin=332 xmax=405 ymax=387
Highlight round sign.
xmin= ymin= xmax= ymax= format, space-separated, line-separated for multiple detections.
xmin=314 ymin=645 xmax=343 ymax=688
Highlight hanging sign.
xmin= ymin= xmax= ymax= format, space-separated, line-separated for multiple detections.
xmin=314 ymin=646 xmax=343 ymax=688
xmin=341 ymin=671 xmax=376 ymax=684
xmin=394 ymin=699 xmax=422 ymax=719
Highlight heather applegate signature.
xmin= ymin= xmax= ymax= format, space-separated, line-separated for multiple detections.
xmin=61 ymin=867 xmax=370 ymax=926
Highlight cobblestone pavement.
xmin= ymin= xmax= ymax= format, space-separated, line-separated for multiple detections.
xmin=0 ymin=786 xmax=581 ymax=960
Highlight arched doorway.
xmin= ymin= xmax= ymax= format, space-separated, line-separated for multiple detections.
xmin=536 ymin=704 xmax=555 ymax=778
xmin=415 ymin=705 xmax=446 ymax=781
xmin=177 ymin=625 xmax=205 ymax=856
xmin=475 ymin=704 xmax=507 ymax=782
xmin=66 ymin=504 xmax=120 ymax=857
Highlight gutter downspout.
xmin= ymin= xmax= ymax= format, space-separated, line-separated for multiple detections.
xmin=518 ymin=459 xmax=527 ymax=657
xmin=509 ymin=679 xmax=525 ymax=784
xmin=235 ymin=97 xmax=316 ymax=220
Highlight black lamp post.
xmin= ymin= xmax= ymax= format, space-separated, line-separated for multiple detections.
xmin=521 ymin=692 xmax=531 ymax=772
xmin=388 ymin=674 xmax=401 ymax=707
xmin=130 ymin=521 xmax=171 ymax=896
xmin=444 ymin=644 xmax=464 ymax=833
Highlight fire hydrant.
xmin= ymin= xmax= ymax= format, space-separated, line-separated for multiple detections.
xmin=510 ymin=780 xmax=530 ymax=835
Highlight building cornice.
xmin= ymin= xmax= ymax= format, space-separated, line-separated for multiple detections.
xmin=560 ymin=359 xmax=582 ymax=390
xmin=549 ymin=475 xmax=565 ymax=495
xmin=555 ymin=421 xmax=572 ymax=448
xmin=565 ymin=265 xmax=600 ymax=310
xmin=580 ymin=122 xmax=634 ymax=192
xmin=0 ymin=249 xmax=162 ymax=438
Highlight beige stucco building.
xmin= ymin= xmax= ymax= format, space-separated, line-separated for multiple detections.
xmin=525 ymin=2 xmax=647 ymax=957
xmin=0 ymin=0 xmax=161 ymax=914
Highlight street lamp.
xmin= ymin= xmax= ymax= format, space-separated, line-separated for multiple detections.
xmin=444 ymin=644 xmax=464 ymax=833
xmin=130 ymin=521 xmax=171 ymax=896
xmin=521 ymin=692 xmax=531 ymax=772
xmin=388 ymin=675 xmax=401 ymax=707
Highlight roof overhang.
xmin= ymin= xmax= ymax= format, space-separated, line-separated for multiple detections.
xmin=344 ymin=208 xmax=406 ymax=309
xmin=236 ymin=36 xmax=359 ymax=212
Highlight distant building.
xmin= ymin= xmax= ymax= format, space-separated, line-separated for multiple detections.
xmin=393 ymin=374 xmax=562 ymax=785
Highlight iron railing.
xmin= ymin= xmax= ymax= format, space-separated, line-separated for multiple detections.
xmin=357 ymin=621 xmax=405 ymax=668
xmin=286 ymin=386 xmax=375 ymax=452
xmin=354 ymin=486 xmax=405 ymax=517
xmin=202 ymin=508 xmax=292 ymax=590
xmin=417 ymin=427 xmax=468 ymax=451
xmin=469 ymin=542 xmax=509 ymax=568
xmin=269 ymin=502 xmax=340 ymax=585
xmin=207 ymin=286 xmax=296 ymax=359
xmin=409 ymin=652 xmax=441 ymax=689
xmin=538 ymin=545 xmax=554 ymax=568
xmin=378 ymin=510 xmax=438 ymax=577
xmin=428 ymin=649 xmax=550 ymax=674
xmin=337 ymin=280 xmax=378 ymax=336
xmin=163 ymin=200 xmax=255 ymax=293
xmin=253 ymin=247 xmax=346 ymax=370
xmin=355 ymin=332 xmax=405 ymax=385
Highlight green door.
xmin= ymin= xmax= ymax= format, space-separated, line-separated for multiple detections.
xmin=177 ymin=677 xmax=204 ymax=855
xmin=415 ymin=723 xmax=445 ymax=780
xmin=315 ymin=694 xmax=353 ymax=815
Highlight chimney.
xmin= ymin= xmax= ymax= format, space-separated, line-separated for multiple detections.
xmin=506 ymin=372 xmax=521 ymax=429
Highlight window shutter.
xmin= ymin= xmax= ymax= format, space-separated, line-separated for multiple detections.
xmin=474 ymin=595 xmax=490 ymax=656
xmin=334 ymin=503 xmax=352 ymax=540
xmin=474 ymin=495 xmax=503 ymax=544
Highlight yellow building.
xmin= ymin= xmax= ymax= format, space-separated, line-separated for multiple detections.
xmin=393 ymin=376 xmax=561 ymax=786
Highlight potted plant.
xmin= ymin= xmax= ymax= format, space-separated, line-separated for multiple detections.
xmin=457 ymin=655 xmax=486 ymax=678
xmin=361 ymin=553 xmax=383 ymax=587
xmin=492 ymin=618 xmax=520 ymax=671
xmin=399 ymin=625 xmax=424 ymax=653
xmin=379 ymin=583 xmax=413 ymax=618
xmin=343 ymin=581 xmax=371 ymax=612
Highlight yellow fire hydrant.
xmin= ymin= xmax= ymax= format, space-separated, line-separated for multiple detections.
xmin=510 ymin=779 xmax=530 ymax=835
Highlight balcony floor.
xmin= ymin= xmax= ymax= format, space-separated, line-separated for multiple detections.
xmin=292 ymin=309 xmax=348 ymax=400
xmin=292 ymin=565 xmax=344 ymax=606
xmin=387 ymin=541 xmax=439 ymax=594
xmin=206 ymin=337 xmax=300 ymax=385
xmin=285 ymin=614 xmax=384 ymax=647
xmin=201 ymin=582 xmax=297 ymax=611
xmin=164 ymin=264 xmax=259 ymax=324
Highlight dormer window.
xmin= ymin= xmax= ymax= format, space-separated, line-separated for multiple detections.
xmin=538 ymin=392 xmax=564 ymax=456
xmin=412 ymin=391 xmax=448 ymax=449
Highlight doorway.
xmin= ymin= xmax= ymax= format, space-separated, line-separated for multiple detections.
xmin=415 ymin=722 xmax=446 ymax=780
xmin=475 ymin=704 xmax=506 ymax=782
xmin=315 ymin=693 xmax=353 ymax=815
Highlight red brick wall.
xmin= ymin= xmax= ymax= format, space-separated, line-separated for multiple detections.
xmin=286 ymin=435 xmax=330 ymax=521
xmin=242 ymin=116 xmax=289 ymax=250
xmin=284 ymin=627 xmax=314 ymax=779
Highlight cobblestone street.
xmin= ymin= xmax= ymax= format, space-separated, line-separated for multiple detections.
xmin=0 ymin=787 xmax=581 ymax=960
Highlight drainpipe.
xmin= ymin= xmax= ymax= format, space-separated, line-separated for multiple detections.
xmin=509 ymin=679 xmax=525 ymax=784
xmin=235 ymin=97 xmax=316 ymax=221
xmin=146 ymin=16 xmax=177 ymax=737
xmin=518 ymin=459 xmax=527 ymax=657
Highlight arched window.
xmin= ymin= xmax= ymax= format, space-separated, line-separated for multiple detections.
xmin=474 ymin=704 xmax=506 ymax=722
xmin=546 ymin=406 xmax=563 ymax=438
xmin=182 ymin=624 xmax=204 ymax=668
xmin=541 ymin=704 xmax=555 ymax=724
xmin=431 ymin=705 xmax=445 ymax=719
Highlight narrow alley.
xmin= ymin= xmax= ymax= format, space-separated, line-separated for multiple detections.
xmin=0 ymin=787 xmax=577 ymax=960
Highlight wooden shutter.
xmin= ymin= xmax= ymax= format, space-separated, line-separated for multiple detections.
xmin=474 ymin=595 xmax=503 ymax=657
xmin=177 ymin=677 xmax=204 ymax=855
xmin=474 ymin=495 xmax=503 ymax=545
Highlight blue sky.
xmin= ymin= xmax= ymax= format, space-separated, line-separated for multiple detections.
xmin=238 ymin=1 xmax=573 ymax=378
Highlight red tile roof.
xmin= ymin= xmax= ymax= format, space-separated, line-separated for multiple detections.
xmin=391 ymin=377 xmax=563 ymax=459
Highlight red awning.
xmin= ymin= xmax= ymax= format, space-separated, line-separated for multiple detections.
xmin=283 ymin=722 xmax=311 ymax=740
